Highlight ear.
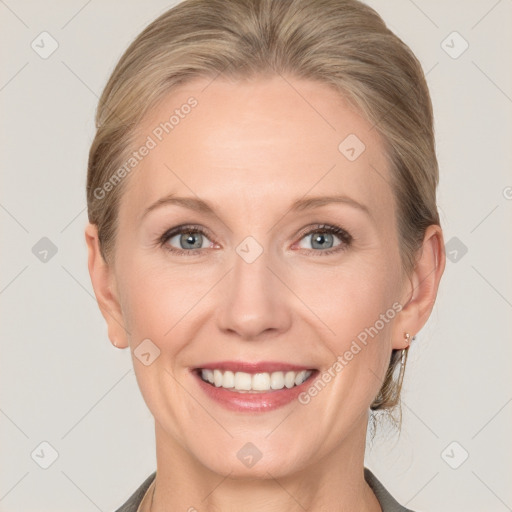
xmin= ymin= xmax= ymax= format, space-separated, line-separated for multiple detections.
xmin=392 ymin=224 xmax=446 ymax=349
xmin=84 ymin=223 xmax=129 ymax=349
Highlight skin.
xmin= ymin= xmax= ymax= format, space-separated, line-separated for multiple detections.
xmin=85 ymin=74 xmax=445 ymax=512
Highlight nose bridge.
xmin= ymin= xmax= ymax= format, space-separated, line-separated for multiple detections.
xmin=233 ymin=240 xmax=272 ymax=298
xmin=215 ymin=239 xmax=291 ymax=339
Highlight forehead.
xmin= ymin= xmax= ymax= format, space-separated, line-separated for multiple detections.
xmin=121 ymin=74 xmax=394 ymax=223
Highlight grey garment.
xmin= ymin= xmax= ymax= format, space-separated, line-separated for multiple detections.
xmin=364 ymin=468 xmax=415 ymax=512
xmin=114 ymin=471 xmax=155 ymax=512
xmin=114 ymin=468 xmax=415 ymax=512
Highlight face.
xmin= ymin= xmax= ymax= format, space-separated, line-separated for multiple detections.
xmin=104 ymin=75 xmax=411 ymax=478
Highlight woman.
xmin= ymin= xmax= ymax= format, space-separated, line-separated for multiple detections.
xmin=85 ymin=0 xmax=445 ymax=510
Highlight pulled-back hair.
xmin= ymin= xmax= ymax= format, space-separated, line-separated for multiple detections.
xmin=87 ymin=0 xmax=440 ymax=411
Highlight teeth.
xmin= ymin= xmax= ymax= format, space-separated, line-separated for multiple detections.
xmin=200 ymin=369 xmax=312 ymax=392
xmin=270 ymin=371 xmax=284 ymax=390
xmin=223 ymin=370 xmax=235 ymax=388
xmin=252 ymin=373 xmax=270 ymax=391
xmin=213 ymin=369 xmax=223 ymax=387
xmin=285 ymin=371 xmax=296 ymax=388
xmin=295 ymin=370 xmax=309 ymax=386
xmin=204 ymin=369 xmax=214 ymax=385
xmin=234 ymin=371 xmax=252 ymax=390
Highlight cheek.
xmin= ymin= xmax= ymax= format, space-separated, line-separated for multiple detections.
xmin=116 ymin=251 xmax=212 ymax=348
xmin=315 ymin=254 xmax=400 ymax=326
xmin=313 ymin=256 xmax=399 ymax=376
xmin=312 ymin=283 xmax=396 ymax=414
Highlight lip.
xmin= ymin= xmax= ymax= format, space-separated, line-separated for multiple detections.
xmin=195 ymin=361 xmax=313 ymax=373
xmin=191 ymin=363 xmax=318 ymax=413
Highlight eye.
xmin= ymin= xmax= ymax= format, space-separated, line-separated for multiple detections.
xmin=158 ymin=223 xmax=352 ymax=256
xmin=295 ymin=224 xmax=352 ymax=255
xmin=159 ymin=224 xmax=214 ymax=255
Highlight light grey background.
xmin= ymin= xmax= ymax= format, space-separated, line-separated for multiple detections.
xmin=1 ymin=1 xmax=511 ymax=511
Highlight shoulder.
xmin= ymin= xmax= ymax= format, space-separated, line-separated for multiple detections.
xmin=364 ymin=468 xmax=416 ymax=512
xmin=113 ymin=471 xmax=156 ymax=512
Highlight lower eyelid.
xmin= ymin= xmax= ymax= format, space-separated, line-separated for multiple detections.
xmin=294 ymin=239 xmax=348 ymax=255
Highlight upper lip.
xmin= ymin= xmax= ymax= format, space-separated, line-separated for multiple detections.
xmin=194 ymin=361 xmax=315 ymax=373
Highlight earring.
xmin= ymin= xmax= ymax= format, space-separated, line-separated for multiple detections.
xmin=113 ymin=340 xmax=118 ymax=348
xmin=398 ymin=332 xmax=412 ymax=389
xmin=401 ymin=332 xmax=411 ymax=364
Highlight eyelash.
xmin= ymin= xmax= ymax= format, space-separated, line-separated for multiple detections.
xmin=157 ymin=223 xmax=353 ymax=257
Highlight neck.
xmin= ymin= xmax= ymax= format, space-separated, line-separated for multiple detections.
xmin=148 ymin=418 xmax=381 ymax=512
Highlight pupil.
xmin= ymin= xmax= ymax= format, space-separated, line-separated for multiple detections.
xmin=181 ymin=233 xmax=202 ymax=249
xmin=312 ymin=232 xmax=333 ymax=249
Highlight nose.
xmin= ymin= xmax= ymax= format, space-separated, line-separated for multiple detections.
xmin=215 ymin=245 xmax=292 ymax=341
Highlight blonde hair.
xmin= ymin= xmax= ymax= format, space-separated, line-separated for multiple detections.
xmin=87 ymin=0 xmax=440 ymax=411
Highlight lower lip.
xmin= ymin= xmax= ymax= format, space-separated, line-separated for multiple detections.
xmin=192 ymin=370 xmax=318 ymax=412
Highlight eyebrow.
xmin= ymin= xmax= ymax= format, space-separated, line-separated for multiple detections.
xmin=140 ymin=193 xmax=372 ymax=222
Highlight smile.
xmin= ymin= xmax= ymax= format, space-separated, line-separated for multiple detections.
xmin=198 ymin=368 xmax=314 ymax=392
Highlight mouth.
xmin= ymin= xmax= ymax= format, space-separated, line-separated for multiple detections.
xmin=194 ymin=367 xmax=317 ymax=393
xmin=191 ymin=361 xmax=320 ymax=412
